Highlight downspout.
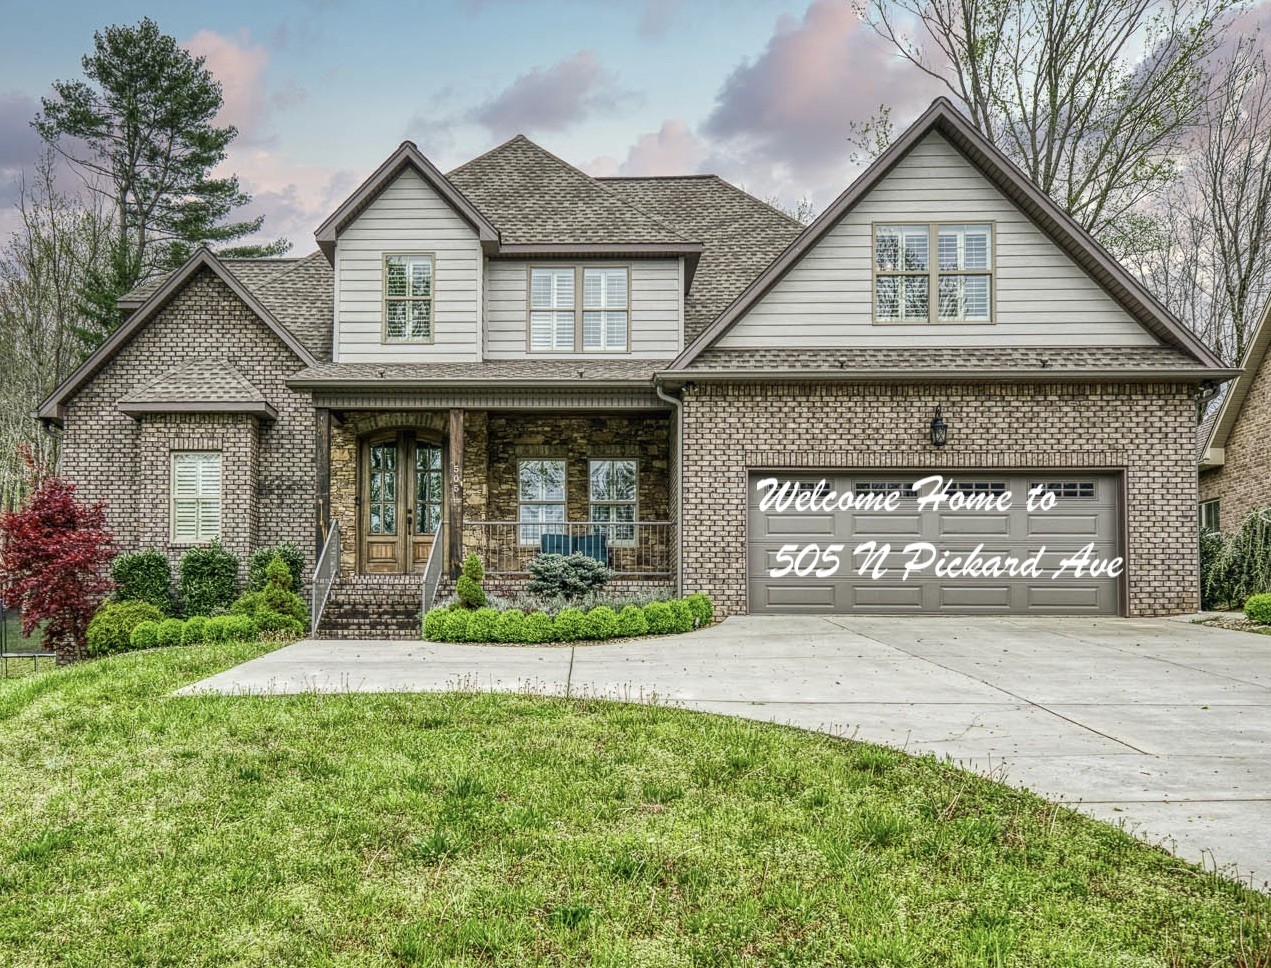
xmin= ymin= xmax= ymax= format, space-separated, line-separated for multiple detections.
xmin=653 ymin=380 xmax=683 ymax=597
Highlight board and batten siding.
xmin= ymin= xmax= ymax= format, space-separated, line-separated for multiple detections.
xmin=335 ymin=168 xmax=482 ymax=362
xmin=716 ymin=132 xmax=1160 ymax=349
xmin=484 ymin=259 xmax=682 ymax=358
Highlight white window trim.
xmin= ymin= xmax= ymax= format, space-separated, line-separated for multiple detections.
xmin=382 ymin=252 xmax=435 ymax=344
xmin=518 ymin=458 xmax=567 ymax=546
xmin=170 ymin=451 xmax=222 ymax=546
xmin=872 ymin=222 xmax=995 ymax=325
xmin=588 ymin=457 xmax=638 ymax=548
xmin=1199 ymin=499 xmax=1220 ymax=533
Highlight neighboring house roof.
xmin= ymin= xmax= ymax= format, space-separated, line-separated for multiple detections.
xmin=672 ymin=98 xmax=1230 ymax=372
xmin=116 ymin=359 xmax=277 ymax=421
xmin=1197 ymin=403 xmax=1220 ymax=464
xmin=37 ymin=249 xmax=318 ymax=423
xmin=673 ymin=346 xmax=1217 ymax=381
xmin=287 ymin=359 xmax=668 ymax=388
xmin=1198 ymin=295 xmax=1271 ymax=468
xmin=447 ymin=136 xmax=691 ymax=247
xmin=314 ymin=141 xmax=500 ymax=260
xmin=598 ymin=175 xmax=804 ymax=342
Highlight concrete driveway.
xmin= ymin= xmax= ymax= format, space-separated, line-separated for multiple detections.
xmin=182 ymin=615 xmax=1271 ymax=888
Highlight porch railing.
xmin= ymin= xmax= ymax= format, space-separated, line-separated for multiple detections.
xmin=310 ymin=519 xmax=341 ymax=636
xmin=462 ymin=521 xmax=674 ymax=576
xmin=421 ymin=522 xmax=447 ymax=615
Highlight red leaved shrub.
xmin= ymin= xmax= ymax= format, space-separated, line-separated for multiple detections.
xmin=0 ymin=460 xmax=114 ymax=663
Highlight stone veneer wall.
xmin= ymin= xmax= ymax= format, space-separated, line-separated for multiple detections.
xmin=1198 ymin=349 xmax=1271 ymax=532
xmin=59 ymin=268 xmax=317 ymax=584
xmin=679 ymin=381 xmax=1199 ymax=618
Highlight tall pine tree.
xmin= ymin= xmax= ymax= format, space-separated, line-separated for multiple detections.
xmin=34 ymin=17 xmax=288 ymax=345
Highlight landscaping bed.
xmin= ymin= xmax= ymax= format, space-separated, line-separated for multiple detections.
xmin=0 ymin=644 xmax=1268 ymax=965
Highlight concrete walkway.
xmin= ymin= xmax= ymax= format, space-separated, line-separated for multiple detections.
xmin=181 ymin=615 xmax=1271 ymax=888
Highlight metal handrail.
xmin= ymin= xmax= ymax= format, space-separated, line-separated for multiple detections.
xmin=421 ymin=522 xmax=447 ymax=616
xmin=462 ymin=520 xmax=674 ymax=576
xmin=310 ymin=520 xmax=341 ymax=636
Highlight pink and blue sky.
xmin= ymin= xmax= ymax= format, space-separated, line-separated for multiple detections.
xmin=0 ymin=0 xmax=948 ymax=247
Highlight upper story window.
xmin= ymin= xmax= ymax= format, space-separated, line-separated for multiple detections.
xmin=171 ymin=451 xmax=221 ymax=544
xmin=874 ymin=223 xmax=992 ymax=323
xmin=529 ymin=266 xmax=630 ymax=352
xmin=383 ymin=253 xmax=433 ymax=343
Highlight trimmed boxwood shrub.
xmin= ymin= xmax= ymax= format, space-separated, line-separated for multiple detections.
xmin=182 ymin=615 xmax=209 ymax=645
xmin=443 ymin=608 xmax=473 ymax=642
xmin=468 ymin=607 xmax=500 ymax=642
xmin=232 ymin=557 xmax=309 ymax=628
xmin=157 ymin=618 xmax=186 ymax=647
xmin=129 ymin=620 xmax=161 ymax=650
xmin=86 ymin=601 xmax=166 ymax=657
xmin=204 ymin=614 xmax=257 ymax=643
xmin=247 ymin=543 xmax=305 ymax=593
xmin=554 ymin=607 xmax=587 ymax=642
xmin=111 ymin=550 xmax=173 ymax=614
xmin=1245 ymin=593 xmax=1271 ymax=625
xmin=668 ymin=600 xmax=694 ymax=634
xmin=643 ymin=601 xmax=675 ymax=635
xmin=582 ymin=605 xmax=619 ymax=640
xmin=521 ymin=611 xmax=555 ymax=643
xmin=495 ymin=609 xmax=526 ymax=643
xmin=256 ymin=612 xmax=306 ymax=638
xmin=456 ymin=553 xmax=488 ymax=609
xmin=179 ymin=542 xmax=239 ymax=617
xmin=616 ymin=604 xmax=649 ymax=637
xmin=423 ymin=607 xmax=448 ymax=641
xmin=685 ymin=593 xmax=713 ymax=628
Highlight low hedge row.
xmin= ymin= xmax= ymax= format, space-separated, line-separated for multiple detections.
xmin=129 ymin=614 xmax=260 ymax=650
xmin=423 ymin=594 xmax=713 ymax=644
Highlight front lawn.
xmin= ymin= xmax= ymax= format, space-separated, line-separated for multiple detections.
xmin=0 ymin=645 xmax=1268 ymax=965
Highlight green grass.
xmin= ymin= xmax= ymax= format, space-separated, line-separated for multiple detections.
xmin=1 ymin=644 xmax=1269 ymax=966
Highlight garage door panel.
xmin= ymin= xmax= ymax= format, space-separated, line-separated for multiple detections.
xmin=748 ymin=472 xmax=1122 ymax=615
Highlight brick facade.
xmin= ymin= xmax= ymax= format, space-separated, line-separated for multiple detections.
xmin=1199 ymin=350 xmax=1271 ymax=532
xmin=59 ymin=268 xmax=317 ymax=583
xmin=679 ymin=381 xmax=1199 ymax=617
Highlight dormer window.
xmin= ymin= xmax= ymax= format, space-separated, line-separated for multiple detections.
xmin=383 ymin=253 xmax=434 ymax=343
xmin=529 ymin=266 xmax=630 ymax=352
xmin=874 ymin=223 xmax=992 ymax=323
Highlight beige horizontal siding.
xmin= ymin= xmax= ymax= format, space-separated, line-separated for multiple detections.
xmin=717 ymin=132 xmax=1159 ymax=349
xmin=335 ymin=168 xmax=481 ymax=362
xmin=485 ymin=259 xmax=681 ymax=358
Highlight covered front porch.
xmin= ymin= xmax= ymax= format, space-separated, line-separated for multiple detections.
xmin=313 ymin=402 xmax=676 ymax=611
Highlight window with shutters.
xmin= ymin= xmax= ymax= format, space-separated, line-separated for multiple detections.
xmin=529 ymin=266 xmax=630 ymax=352
xmin=874 ymin=223 xmax=993 ymax=323
xmin=171 ymin=452 xmax=221 ymax=544
xmin=383 ymin=253 xmax=433 ymax=343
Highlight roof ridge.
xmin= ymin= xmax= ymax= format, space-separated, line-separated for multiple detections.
xmin=453 ymin=134 xmax=692 ymax=242
xmin=248 ymin=250 xmax=326 ymax=294
xmin=603 ymin=172 xmax=805 ymax=229
xmin=445 ymin=133 xmax=531 ymax=180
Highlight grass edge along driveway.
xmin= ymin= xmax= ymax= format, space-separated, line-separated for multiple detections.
xmin=0 ymin=641 xmax=1268 ymax=966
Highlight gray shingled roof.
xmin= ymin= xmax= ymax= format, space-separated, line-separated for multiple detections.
xmin=447 ymin=136 xmax=691 ymax=245
xmin=598 ymin=176 xmax=803 ymax=341
xmin=288 ymin=359 xmax=667 ymax=385
xmin=686 ymin=346 xmax=1206 ymax=372
xmin=120 ymin=253 xmax=332 ymax=362
xmin=1197 ymin=398 xmax=1221 ymax=461
xmin=119 ymin=359 xmax=269 ymax=405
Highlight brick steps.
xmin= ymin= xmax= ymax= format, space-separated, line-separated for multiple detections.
xmin=315 ymin=575 xmax=422 ymax=640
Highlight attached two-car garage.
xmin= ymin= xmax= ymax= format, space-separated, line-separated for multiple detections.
xmin=747 ymin=472 xmax=1123 ymax=615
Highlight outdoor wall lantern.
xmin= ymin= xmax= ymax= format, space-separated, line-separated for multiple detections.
xmin=930 ymin=406 xmax=948 ymax=447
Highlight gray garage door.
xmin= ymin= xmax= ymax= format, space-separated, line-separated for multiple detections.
xmin=748 ymin=472 xmax=1122 ymax=614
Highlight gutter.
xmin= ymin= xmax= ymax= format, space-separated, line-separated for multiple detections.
xmin=654 ymin=367 xmax=1243 ymax=387
xmin=285 ymin=377 xmax=658 ymax=391
xmin=653 ymin=380 xmax=684 ymax=598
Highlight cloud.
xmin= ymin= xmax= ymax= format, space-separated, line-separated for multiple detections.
xmin=0 ymin=91 xmax=43 ymax=235
xmin=586 ymin=119 xmax=706 ymax=177
xmin=702 ymin=0 xmax=940 ymax=205
xmin=225 ymin=148 xmax=360 ymax=250
xmin=183 ymin=30 xmax=273 ymax=144
xmin=470 ymin=51 xmax=627 ymax=138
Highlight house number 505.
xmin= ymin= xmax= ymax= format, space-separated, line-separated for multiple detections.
xmin=770 ymin=543 xmax=844 ymax=578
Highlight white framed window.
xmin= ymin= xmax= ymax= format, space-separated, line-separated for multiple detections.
xmin=874 ymin=223 xmax=993 ymax=323
xmin=171 ymin=452 xmax=221 ymax=544
xmin=529 ymin=268 xmax=575 ymax=351
xmin=589 ymin=458 xmax=637 ymax=545
xmin=1200 ymin=499 xmax=1220 ymax=534
xmin=518 ymin=459 xmax=566 ymax=545
xmin=583 ymin=268 xmax=629 ymax=351
xmin=383 ymin=253 xmax=434 ymax=343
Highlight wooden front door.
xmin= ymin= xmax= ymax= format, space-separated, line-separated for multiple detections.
xmin=361 ymin=433 xmax=444 ymax=574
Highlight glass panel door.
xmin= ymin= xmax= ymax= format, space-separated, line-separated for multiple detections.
xmin=368 ymin=441 xmax=398 ymax=535
xmin=415 ymin=443 xmax=443 ymax=535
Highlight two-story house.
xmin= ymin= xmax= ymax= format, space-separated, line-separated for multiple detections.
xmin=38 ymin=99 xmax=1234 ymax=636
